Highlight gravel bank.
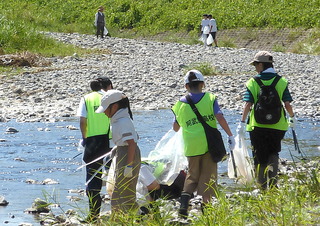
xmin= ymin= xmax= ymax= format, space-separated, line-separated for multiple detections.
xmin=0 ymin=32 xmax=319 ymax=122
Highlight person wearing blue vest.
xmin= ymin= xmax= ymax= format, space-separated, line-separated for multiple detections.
xmin=95 ymin=6 xmax=106 ymax=39
xmin=237 ymin=51 xmax=296 ymax=190
xmin=172 ymin=69 xmax=235 ymax=218
xmin=77 ymin=77 xmax=113 ymax=222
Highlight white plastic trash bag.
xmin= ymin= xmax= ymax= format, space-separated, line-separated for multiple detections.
xmin=103 ymin=27 xmax=108 ymax=36
xmin=147 ymin=129 xmax=187 ymax=185
xmin=207 ymin=34 xmax=214 ymax=45
xmin=203 ymin=25 xmax=210 ymax=35
xmin=228 ymin=134 xmax=254 ymax=184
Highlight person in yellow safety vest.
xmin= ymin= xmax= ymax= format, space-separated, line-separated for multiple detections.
xmin=172 ymin=69 xmax=235 ymax=219
xmin=77 ymin=77 xmax=113 ymax=223
xmin=237 ymin=51 xmax=296 ymax=190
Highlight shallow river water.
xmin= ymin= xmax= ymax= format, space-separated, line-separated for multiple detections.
xmin=0 ymin=109 xmax=319 ymax=225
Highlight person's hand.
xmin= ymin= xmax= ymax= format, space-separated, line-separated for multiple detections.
xmin=124 ymin=165 xmax=133 ymax=178
xmin=228 ymin=136 xmax=235 ymax=150
xmin=288 ymin=116 xmax=296 ymax=129
xmin=236 ymin=122 xmax=246 ymax=136
xmin=81 ymin=138 xmax=87 ymax=147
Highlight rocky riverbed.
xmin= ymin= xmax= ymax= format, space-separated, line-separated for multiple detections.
xmin=0 ymin=32 xmax=319 ymax=122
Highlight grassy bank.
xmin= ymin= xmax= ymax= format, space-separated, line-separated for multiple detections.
xmin=0 ymin=0 xmax=319 ymax=56
xmin=41 ymin=159 xmax=319 ymax=225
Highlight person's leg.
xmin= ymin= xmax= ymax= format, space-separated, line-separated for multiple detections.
xmin=256 ymin=163 xmax=268 ymax=190
xmin=268 ymin=153 xmax=279 ymax=188
xmin=197 ymin=152 xmax=217 ymax=203
xmin=101 ymin=26 xmax=104 ymax=38
xmin=97 ymin=24 xmax=103 ymax=39
xmin=213 ymin=32 xmax=218 ymax=47
xmin=86 ymin=160 xmax=103 ymax=221
xmin=111 ymin=146 xmax=141 ymax=213
xmin=179 ymin=156 xmax=201 ymax=218
xmin=96 ymin=26 xmax=100 ymax=38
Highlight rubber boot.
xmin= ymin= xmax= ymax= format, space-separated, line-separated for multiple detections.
xmin=178 ymin=192 xmax=191 ymax=219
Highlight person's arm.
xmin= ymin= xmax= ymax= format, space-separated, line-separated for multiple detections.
xmin=94 ymin=13 xmax=98 ymax=26
xmin=215 ymin=113 xmax=233 ymax=136
xmin=241 ymin=102 xmax=253 ymax=122
xmin=284 ymin=101 xmax=294 ymax=117
xmin=147 ymin=180 xmax=160 ymax=191
xmin=173 ymin=121 xmax=180 ymax=132
xmin=79 ymin=117 xmax=87 ymax=138
xmin=126 ymin=139 xmax=137 ymax=165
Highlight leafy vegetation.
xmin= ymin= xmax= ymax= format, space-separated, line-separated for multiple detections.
xmin=0 ymin=0 xmax=319 ymax=55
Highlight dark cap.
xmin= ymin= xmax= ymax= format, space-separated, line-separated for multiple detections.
xmin=97 ymin=77 xmax=113 ymax=89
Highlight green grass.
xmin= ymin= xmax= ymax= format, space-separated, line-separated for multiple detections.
xmin=183 ymin=62 xmax=219 ymax=76
xmin=40 ymin=159 xmax=319 ymax=225
xmin=0 ymin=0 xmax=319 ymax=56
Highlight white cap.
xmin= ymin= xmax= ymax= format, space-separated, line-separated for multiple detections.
xmin=95 ymin=90 xmax=125 ymax=113
xmin=184 ymin=69 xmax=205 ymax=84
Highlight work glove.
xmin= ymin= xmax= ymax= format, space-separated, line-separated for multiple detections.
xmin=124 ymin=165 xmax=133 ymax=178
xmin=228 ymin=136 xmax=235 ymax=150
xmin=80 ymin=138 xmax=87 ymax=147
xmin=236 ymin=122 xmax=246 ymax=136
xmin=288 ymin=116 xmax=296 ymax=129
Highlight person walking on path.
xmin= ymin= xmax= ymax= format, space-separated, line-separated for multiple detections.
xmin=94 ymin=6 xmax=106 ymax=39
xmin=172 ymin=69 xmax=235 ymax=218
xmin=200 ymin=14 xmax=210 ymax=46
xmin=96 ymin=90 xmax=141 ymax=214
xmin=237 ymin=51 xmax=296 ymax=190
xmin=77 ymin=77 xmax=113 ymax=222
xmin=208 ymin=14 xmax=218 ymax=47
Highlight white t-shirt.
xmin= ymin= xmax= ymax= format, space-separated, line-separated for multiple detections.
xmin=209 ymin=19 xmax=217 ymax=32
xmin=110 ymin=108 xmax=138 ymax=146
xmin=201 ymin=19 xmax=210 ymax=31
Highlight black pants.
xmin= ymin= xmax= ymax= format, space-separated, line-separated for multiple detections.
xmin=96 ymin=23 xmax=104 ymax=38
xmin=83 ymin=134 xmax=110 ymax=218
xmin=250 ymin=127 xmax=286 ymax=189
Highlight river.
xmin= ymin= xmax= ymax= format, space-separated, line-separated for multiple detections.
xmin=0 ymin=109 xmax=319 ymax=225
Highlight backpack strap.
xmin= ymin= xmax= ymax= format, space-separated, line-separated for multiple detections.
xmin=254 ymin=76 xmax=281 ymax=87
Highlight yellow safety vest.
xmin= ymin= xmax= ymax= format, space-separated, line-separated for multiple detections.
xmin=84 ymin=92 xmax=110 ymax=137
xmin=246 ymin=77 xmax=289 ymax=131
xmin=172 ymin=93 xmax=217 ymax=157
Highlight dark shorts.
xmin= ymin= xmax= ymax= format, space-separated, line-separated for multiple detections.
xmin=249 ymin=127 xmax=286 ymax=165
xmin=210 ymin=32 xmax=216 ymax=39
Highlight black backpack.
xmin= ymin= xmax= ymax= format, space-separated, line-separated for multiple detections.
xmin=254 ymin=76 xmax=283 ymax=124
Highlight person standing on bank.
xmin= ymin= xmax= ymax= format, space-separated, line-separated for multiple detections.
xmin=94 ymin=6 xmax=105 ymax=39
xmin=237 ymin=51 xmax=295 ymax=190
xmin=172 ymin=70 xmax=235 ymax=218
xmin=96 ymin=90 xmax=141 ymax=214
xmin=77 ymin=77 xmax=113 ymax=222
xmin=208 ymin=14 xmax=218 ymax=47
